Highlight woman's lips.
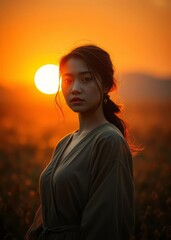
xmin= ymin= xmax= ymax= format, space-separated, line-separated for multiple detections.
xmin=70 ymin=97 xmax=84 ymax=104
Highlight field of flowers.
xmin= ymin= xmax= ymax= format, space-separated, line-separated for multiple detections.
xmin=0 ymin=102 xmax=171 ymax=239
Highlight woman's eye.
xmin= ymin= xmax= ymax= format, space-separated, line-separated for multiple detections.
xmin=81 ymin=77 xmax=92 ymax=83
xmin=62 ymin=78 xmax=73 ymax=84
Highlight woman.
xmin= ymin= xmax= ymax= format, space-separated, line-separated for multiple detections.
xmin=25 ymin=45 xmax=134 ymax=240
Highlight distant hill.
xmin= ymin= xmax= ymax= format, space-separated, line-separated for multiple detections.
xmin=118 ymin=73 xmax=171 ymax=102
xmin=0 ymin=73 xmax=171 ymax=105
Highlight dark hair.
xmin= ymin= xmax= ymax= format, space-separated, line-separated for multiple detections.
xmin=58 ymin=44 xmax=127 ymax=138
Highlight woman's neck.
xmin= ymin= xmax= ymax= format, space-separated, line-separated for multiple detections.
xmin=76 ymin=110 xmax=108 ymax=136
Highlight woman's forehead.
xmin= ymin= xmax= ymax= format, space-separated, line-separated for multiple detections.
xmin=61 ymin=58 xmax=90 ymax=75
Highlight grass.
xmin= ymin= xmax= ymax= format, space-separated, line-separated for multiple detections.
xmin=0 ymin=103 xmax=171 ymax=239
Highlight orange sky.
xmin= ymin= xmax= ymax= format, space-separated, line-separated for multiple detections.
xmin=1 ymin=0 xmax=171 ymax=87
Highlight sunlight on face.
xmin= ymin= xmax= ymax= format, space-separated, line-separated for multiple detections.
xmin=34 ymin=64 xmax=61 ymax=94
xmin=61 ymin=58 xmax=102 ymax=114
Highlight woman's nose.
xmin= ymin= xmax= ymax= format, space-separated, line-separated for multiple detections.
xmin=71 ymin=80 xmax=82 ymax=94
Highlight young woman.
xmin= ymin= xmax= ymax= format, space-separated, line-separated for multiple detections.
xmin=25 ymin=45 xmax=134 ymax=240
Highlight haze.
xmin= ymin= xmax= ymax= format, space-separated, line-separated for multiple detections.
xmin=1 ymin=0 xmax=171 ymax=86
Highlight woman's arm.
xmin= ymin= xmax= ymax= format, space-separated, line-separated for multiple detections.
xmin=80 ymin=135 xmax=134 ymax=240
xmin=24 ymin=205 xmax=43 ymax=240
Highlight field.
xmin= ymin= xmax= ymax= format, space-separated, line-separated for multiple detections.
xmin=0 ymin=94 xmax=171 ymax=239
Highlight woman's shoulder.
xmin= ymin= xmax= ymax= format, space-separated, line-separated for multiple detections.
xmin=53 ymin=133 xmax=73 ymax=154
xmin=91 ymin=123 xmax=133 ymax=173
xmin=93 ymin=123 xmax=132 ymax=154
xmin=95 ymin=123 xmax=125 ymax=143
xmin=57 ymin=133 xmax=73 ymax=147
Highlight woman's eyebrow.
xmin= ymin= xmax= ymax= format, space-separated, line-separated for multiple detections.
xmin=62 ymin=71 xmax=91 ymax=77
xmin=79 ymin=71 xmax=91 ymax=75
xmin=62 ymin=73 xmax=73 ymax=77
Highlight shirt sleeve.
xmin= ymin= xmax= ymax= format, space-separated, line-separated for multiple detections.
xmin=80 ymin=134 xmax=135 ymax=240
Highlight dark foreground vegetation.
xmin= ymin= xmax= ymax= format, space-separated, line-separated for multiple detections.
xmin=0 ymin=103 xmax=171 ymax=240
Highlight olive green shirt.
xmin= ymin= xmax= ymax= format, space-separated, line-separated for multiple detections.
xmin=29 ymin=123 xmax=134 ymax=240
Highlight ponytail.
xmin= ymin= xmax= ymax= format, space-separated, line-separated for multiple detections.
xmin=103 ymin=94 xmax=127 ymax=138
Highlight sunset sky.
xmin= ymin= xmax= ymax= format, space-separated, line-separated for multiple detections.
xmin=1 ymin=0 xmax=171 ymax=87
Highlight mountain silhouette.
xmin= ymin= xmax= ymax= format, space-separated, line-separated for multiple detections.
xmin=118 ymin=73 xmax=171 ymax=102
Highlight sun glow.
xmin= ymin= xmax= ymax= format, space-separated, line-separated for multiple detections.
xmin=34 ymin=64 xmax=60 ymax=94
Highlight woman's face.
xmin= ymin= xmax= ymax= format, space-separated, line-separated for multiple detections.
xmin=61 ymin=57 xmax=103 ymax=114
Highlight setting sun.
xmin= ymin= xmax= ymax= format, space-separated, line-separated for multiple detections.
xmin=34 ymin=64 xmax=60 ymax=94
